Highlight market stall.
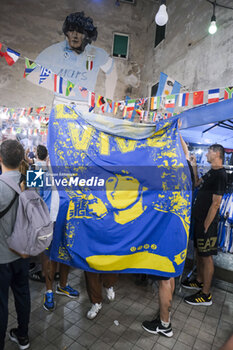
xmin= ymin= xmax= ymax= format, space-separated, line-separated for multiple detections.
xmin=179 ymin=99 xmax=233 ymax=280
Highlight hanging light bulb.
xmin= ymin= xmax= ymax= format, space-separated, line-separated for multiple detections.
xmin=155 ymin=0 xmax=168 ymax=26
xmin=208 ymin=14 xmax=217 ymax=34
xmin=208 ymin=0 xmax=217 ymax=35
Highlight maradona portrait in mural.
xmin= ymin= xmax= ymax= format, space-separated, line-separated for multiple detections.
xmin=35 ymin=11 xmax=117 ymax=107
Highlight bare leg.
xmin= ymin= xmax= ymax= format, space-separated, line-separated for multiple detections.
xmin=159 ymin=279 xmax=173 ymax=323
xmin=196 ymin=251 xmax=203 ymax=283
xmin=59 ymin=263 xmax=70 ymax=288
xmin=220 ymin=334 xmax=233 ymax=350
xmin=84 ymin=272 xmax=102 ymax=304
xmin=102 ymin=273 xmax=118 ymax=289
xmin=170 ymin=277 xmax=175 ymax=294
xmin=202 ymin=256 xmax=214 ymax=295
xmin=44 ymin=258 xmax=57 ymax=291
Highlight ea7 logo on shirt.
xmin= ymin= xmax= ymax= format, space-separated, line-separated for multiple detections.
xmin=26 ymin=169 xmax=45 ymax=187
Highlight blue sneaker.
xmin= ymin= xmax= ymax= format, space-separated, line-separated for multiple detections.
xmin=43 ymin=291 xmax=55 ymax=311
xmin=56 ymin=284 xmax=79 ymax=298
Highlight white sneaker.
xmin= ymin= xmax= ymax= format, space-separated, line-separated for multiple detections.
xmin=86 ymin=303 xmax=102 ymax=320
xmin=105 ymin=287 xmax=115 ymax=301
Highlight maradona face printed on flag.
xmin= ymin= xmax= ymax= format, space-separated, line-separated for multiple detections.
xmin=48 ymin=104 xmax=192 ymax=278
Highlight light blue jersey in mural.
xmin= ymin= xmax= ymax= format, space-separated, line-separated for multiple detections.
xmin=35 ymin=41 xmax=113 ymax=101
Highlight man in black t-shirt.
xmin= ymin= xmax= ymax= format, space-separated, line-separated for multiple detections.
xmin=182 ymin=144 xmax=227 ymax=306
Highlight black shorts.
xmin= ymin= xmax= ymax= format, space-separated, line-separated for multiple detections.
xmin=193 ymin=218 xmax=218 ymax=257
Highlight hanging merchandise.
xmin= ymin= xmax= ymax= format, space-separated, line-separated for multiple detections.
xmin=218 ymin=193 xmax=233 ymax=253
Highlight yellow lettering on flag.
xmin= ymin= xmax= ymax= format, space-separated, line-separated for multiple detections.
xmin=86 ymin=251 xmax=175 ymax=272
xmin=115 ymin=137 xmax=138 ymax=153
xmin=174 ymin=249 xmax=187 ymax=265
xmin=68 ymin=123 xmax=95 ymax=151
xmin=55 ymin=104 xmax=78 ymax=119
xmin=99 ymin=132 xmax=110 ymax=155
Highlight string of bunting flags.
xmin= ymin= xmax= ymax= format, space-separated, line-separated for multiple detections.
xmin=0 ymin=105 xmax=49 ymax=137
xmin=1 ymin=42 xmax=233 ymax=123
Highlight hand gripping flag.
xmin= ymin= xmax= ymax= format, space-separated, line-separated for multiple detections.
xmin=0 ymin=44 xmax=20 ymax=66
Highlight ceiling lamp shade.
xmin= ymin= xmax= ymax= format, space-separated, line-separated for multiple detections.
xmin=155 ymin=2 xmax=168 ymax=26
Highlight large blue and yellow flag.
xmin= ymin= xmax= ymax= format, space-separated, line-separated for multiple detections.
xmin=48 ymin=104 xmax=192 ymax=277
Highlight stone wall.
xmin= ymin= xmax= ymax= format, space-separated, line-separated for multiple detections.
xmin=140 ymin=0 xmax=233 ymax=99
xmin=0 ymin=0 xmax=153 ymax=109
xmin=1 ymin=0 xmax=233 ymax=110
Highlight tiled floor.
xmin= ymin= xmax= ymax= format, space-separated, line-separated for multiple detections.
xmin=4 ymin=269 xmax=233 ymax=350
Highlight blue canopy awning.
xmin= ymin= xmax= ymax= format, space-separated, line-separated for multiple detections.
xmin=179 ymin=98 xmax=233 ymax=149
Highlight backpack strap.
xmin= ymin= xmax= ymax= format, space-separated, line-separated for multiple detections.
xmin=0 ymin=175 xmax=22 ymax=219
xmin=0 ymin=192 xmax=18 ymax=218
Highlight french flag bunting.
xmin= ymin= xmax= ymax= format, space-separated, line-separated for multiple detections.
xmin=178 ymin=92 xmax=189 ymax=107
xmin=5 ymin=47 xmax=20 ymax=65
xmin=208 ymin=88 xmax=220 ymax=104
xmin=54 ymin=74 xmax=63 ymax=94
